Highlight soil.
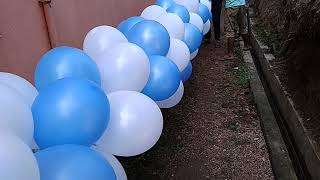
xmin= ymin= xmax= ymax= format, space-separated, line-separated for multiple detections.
xmin=251 ymin=12 xmax=320 ymax=151
xmin=271 ymin=41 xmax=320 ymax=150
xmin=253 ymin=0 xmax=320 ymax=163
xmin=119 ymin=42 xmax=274 ymax=180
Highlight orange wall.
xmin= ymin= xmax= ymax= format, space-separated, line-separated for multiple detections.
xmin=0 ymin=0 xmax=153 ymax=82
xmin=46 ymin=0 xmax=153 ymax=48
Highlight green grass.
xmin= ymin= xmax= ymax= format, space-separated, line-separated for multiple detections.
xmin=237 ymin=63 xmax=249 ymax=87
xmin=252 ymin=18 xmax=281 ymax=55
xmin=234 ymin=47 xmax=249 ymax=87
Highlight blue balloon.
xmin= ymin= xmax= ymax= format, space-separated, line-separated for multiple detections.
xmin=156 ymin=0 xmax=175 ymax=9
xmin=167 ymin=4 xmax=190 ymax=23
xmin=35 ymin=145 xmax=116 ymax=180
xmin=209 ymin=11 xmax=214 ymax=22
xmin=127 ymin=20 xmax=170 ymax=56
xmin=35 ymin=46 xmax=101 ymax=90
xmin=32 ymin=78 xmax=110 ymax=149
xmin=117 ymin=16 xmax=145 ymax=37
xmin=198 ymin=3 xmax=210 ymax=23
xmin=183 ymin=23 xmax=203 ymax=53
xmin=142 ymin=56 xmax=180 ymax=101
xmin=181 ymin=62 xmax=193 ymax=82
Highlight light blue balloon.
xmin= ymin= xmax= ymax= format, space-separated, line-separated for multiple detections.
xmin=117 ymin=16 xmax=145 ymax=37
xmin=181 ymin=62 xmax=193 ymax=82
xmin=142 ymin=56 xmax=180 ymax=101
xmin=198 ymin=3 xmax=210 ymax=23
xmin=127 ymin=20 xmax=170 ymax=56
xmin=32 ymin=78 xmax=110 ymax=149
xmin=35 ymin=46 xmax=101 ymax=90
xmin=156 ymin=0 xmax=175 ymax=9
xmin=167 ymin=4 xmax=190 ymax=23
xmin=35 ymin=145 xmax=116 ymax=180
xmin=183 ymin=23 xmax=203 ymax=53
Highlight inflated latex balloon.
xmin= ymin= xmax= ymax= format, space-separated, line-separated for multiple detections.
xmin=200 ymin=0 xmax=212 ymax=11
xmin=166 ymin=38 xmax=190 ymax=72
xmin=35 ymin=47 xmax=101 ymax=90
xmin=174 ymin=0 xmax=199 ymax=13
xmin=141 ymin=5 xmax=167 ymax=20
xmin=209 ymin=11 xmax=213 ymax=22
xmin=93 ymin=146 xmax=127 ymax=180
xmin=156 ymin=13 xmax=185 ymax=40
xmin=198 ymin=3 xmax=210 ymax=23
xmin=183 ymin=23 xmax=203 ymax=53
xmin=167 ymin=4 xmax=190 ymax=23
xmin=32 ymin=78 xmax=110 ymax=149
xmin=203 ymin=20 xmax=211 ymax=35
xmin=0 ymin=133 xmax=40 ymax=180
xmin=94 ymin=42 xmax=150 ymax=93
xmin=142 ymin=56 xmax=181 ymax=101
xmin=156 ymin=81 xmax=184 ymax=108
xmin=96 ymin=91 xmax=163 ymax=157
xmin=156 ymin=0 xmax=175 ymax=9
xmin=191 ymin=49 xmax=199 ymax=60
xmin=35 ymin=145 xmax=116 ymax=180
xmin=0 ymin=83 xmax=34 ymax=147
xmin=83 ymin=26 xmax=128 ymax=60
xmin=128 ymin=20 xmax=170 ymax=56
xmin=189 ymin=12 xmax=204 ymax=32
xmin=117 ymin=16 xmax=145 ymax=37
xmin=0 ymin=72 xmax=38 ymax=107
xmin=181 ymin=62 xmax=193 ymax=82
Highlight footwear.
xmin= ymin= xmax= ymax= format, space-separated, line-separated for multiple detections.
xmin=243 ymin=45 xmax=251 ymax=51
xmin=215 ymin=40 xmax=221 ymax=48
xmin=203 ymin=38 xmax=211 ymax=44
xmin=224 ymin=54 xmax=235 ymax=60
xmin=242 ymin=34 xmax=251 ymax=51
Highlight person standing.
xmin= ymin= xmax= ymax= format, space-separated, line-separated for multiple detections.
xmin=204 ymin=0 xmax=223 ymax=48
xmin=224 ymin=0 xmax=250 ymax=60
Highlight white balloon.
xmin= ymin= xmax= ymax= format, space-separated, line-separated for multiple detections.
xmin=96 ymin=91 xmax=163 ymax=157
xmin=93 ymin=146 xmax=127 ymax=180
xmin=166 ymin=38 xmax=190 ymax=72
xmin=156 ymin=81 xmax=184 ymax=108
xmin=191 ymin=49 xmax=199 ymax=60
xmin=141 ymin=5 xmax=167 ymax=20
xmin=0 ymin=73 xmax=39 ymax=150
xmin=174 ymin=0 xmax=199 ymax=13
xmin=200 ymin=0 xmax=212 ymax=11
xmin=156 ymin=13 xmax=185 ymax=40
xmin=95 ymin=43 xmax=150 ymax=93
xmin=83 ymin=26 xmax=128 ymax=61
xmin=0 ymin=132 xmax=40 ymax=180
xmin=0 ymin=83 xmax=34 ymax=147
xmin=190 ymin=12 xmax=204 ymax=32
xmin=203 ymin=20 xmax=211 ymax=35
xmin=0 ymin=73 xmax=38 ymax=107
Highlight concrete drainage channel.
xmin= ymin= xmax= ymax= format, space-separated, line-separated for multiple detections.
xmin=239 ymin=17 xmax=320 ymax=179
xmin=240 ymin=43 xmax=297 ymax=180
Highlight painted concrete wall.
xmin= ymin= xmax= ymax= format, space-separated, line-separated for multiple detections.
xmin=0 ymin=0 xmax=153 ymax=82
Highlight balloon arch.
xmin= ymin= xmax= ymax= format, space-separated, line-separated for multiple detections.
xmin=0 ymin=0 xmax=212 ymax=179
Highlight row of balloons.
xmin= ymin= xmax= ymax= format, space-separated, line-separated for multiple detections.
xmin=0 ymin=0 xmax=212 ymax=180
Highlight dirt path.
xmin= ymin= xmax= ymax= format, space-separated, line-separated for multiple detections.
xmin=120 ymin=42 xmax=274 ymax=180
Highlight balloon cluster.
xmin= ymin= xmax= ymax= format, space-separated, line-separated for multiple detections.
xmin=0 ymin=0 xmax=212 ymax=180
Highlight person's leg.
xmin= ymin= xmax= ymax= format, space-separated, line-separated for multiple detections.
xmin=213 ymin=1 xmax=222 ymax=41
xmin=204 ymin=28 xmax=212 ymax=42
xmin=238 ymin=6 xmax=250 ymax=50
xmin=224 ymin=7 xmax=238 ymax=60
xmin=227 ymin=36 xmax=235 ymax=58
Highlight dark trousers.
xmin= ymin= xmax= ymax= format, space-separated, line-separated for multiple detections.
xmin=205 ymin=0 xmax=223 ymax=41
